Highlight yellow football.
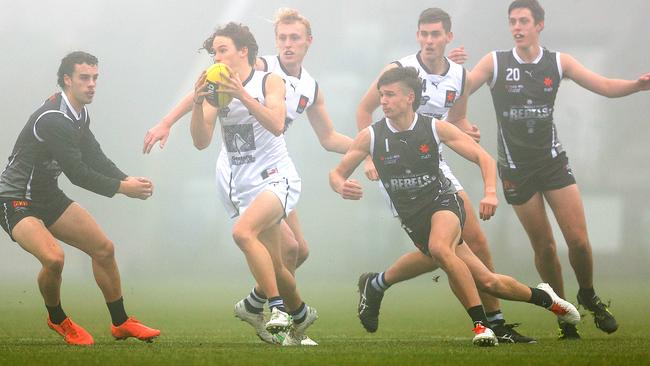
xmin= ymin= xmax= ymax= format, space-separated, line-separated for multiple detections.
xmin=205 ymin=63 xmax=233 ymax=107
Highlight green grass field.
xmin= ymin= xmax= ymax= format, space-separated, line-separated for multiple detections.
xmin=0 ymin=278 xmax=647 ymax=366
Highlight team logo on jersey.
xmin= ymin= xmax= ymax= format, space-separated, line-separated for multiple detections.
xmin=223 ymin=124 xmax=256 ymax=165
xmin=543 ymin=77 xmax=554 ymax=92
xmin=296 ymin=95 xmax=309 ymax=114
xmin=419 ymin=144 xmax=432 ymax=160
xmin=444 ymin=90 xmax=456 ymax=107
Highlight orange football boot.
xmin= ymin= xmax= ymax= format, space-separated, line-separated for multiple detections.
xmin=47 ymin=317 xmax=94 ymax=345
xmin=111 ymin=317 xmax=160 ymax=342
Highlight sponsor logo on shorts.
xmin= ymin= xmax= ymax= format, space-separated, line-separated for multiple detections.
xmin=502 ymin=179 xmax=518 ymax=196
xmin=12 ymin=200 xmax=29 ymax=209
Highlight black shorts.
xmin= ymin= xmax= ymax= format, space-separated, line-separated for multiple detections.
xmin=498 ymin=153 xmax=576 ymax=205
xmin=0 ymin=191 xmax=73 ymax=242
xmin=400 ymin=193 xmax=466 ymax=256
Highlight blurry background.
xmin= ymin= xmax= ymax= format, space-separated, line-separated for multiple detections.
xmin=0 ymin=0 xmax=648 ymax=294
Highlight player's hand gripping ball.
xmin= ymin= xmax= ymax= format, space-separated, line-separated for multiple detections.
xmin=205 ymin=63 xmax=233 ymax=107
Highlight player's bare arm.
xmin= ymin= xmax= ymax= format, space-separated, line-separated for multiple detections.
xmin=561 ymin=53 xmax=650 ymax=97
xmin=306 ymin=90 xmax=352 ymax=154
xmin=446 ymin=72 xmax=481 ymax=142
xmin=356 ymin=63 xmax=399 ymax=181
xmin=143 ymin=92 xmax=194 ymax=154
xmin=436 ymin=120 xmax=497 ymax=220
xmin=218 ymin=67 xmax=286 ymax=136
xmin=190 ymin=71 xmax=218 ymax=150
xmin=329 ymin=128 xmax=371 ymax=200
xmin=467 ymin=53 xmax=495 ymax=95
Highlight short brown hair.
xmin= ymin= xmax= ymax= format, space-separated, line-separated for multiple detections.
xmin=377 ymin=67 xmax=422 ymax=112
xmin=418 ymin=8 xmax=451 ymax=33
xmin=202 ymin=22 xmax=259 ymax=66
xmin=508 ymin=0 xmax=545 ymax=23
xmin=57 ymin=51 xmax=98 ymax=88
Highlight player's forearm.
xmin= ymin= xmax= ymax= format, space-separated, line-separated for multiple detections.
xmin=240 ymin=94 xmax=285 ymax=136
xmin=161 ymin=92 xmax=194 ymax=128
xmin=320 ymin=132 xmax=353 ymax=154
xmin=598 ymin=79 xmax=643 ymax=98
xmin=477 ymin=153 xmax=497 ymax=196
xmin=329 ymin=169 xmax=347 ymax=194
xmin=356 ymin=106 xmax=374 ymax=131
xmin=189 ymin=104 xmax=213 ymax=150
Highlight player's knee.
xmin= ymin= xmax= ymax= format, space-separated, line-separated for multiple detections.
xmin=477 ymin=273 xmax=499 ymax=294
xmin=464 ymin=234 xmax=489 ymax=255
xmin=232 ymin=226 xmax=254 ymax=251
xmin=296 ymin=239 xmax=309 ymax=266
xmin=428 ymin=245 xmax=452 ymax=266
xmin=92 ymin=239 xmax=115 ymax=262
xmin=531 ymin=239 xmax=557 ymax=259
xmin=565 ymin=237 xmax=590 ymax=252
xmin=42 ymin=250 xmax=65 ymax=274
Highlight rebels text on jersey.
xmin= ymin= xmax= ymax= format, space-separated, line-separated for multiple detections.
xmin=369 ymin=114 xmax=455 ymax=222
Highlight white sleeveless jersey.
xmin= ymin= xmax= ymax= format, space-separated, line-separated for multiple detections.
xmin=394 ymin=52 xmax=466 ymax=191
xmin=216 ymin=69 xmax=291 ymax=193
xmin=261 ymin=55 xmax=318 ymax=131
xmin=395 ymin=53 xmax=466 ymax=120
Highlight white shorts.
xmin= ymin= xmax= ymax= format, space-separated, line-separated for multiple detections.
xmin=439 ymin=158 xmax=463 ymax=191
xmin=216 ymin=152 xmax=301 ymax=219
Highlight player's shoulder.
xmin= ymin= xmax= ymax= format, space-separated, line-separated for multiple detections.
xmin=394 ymin=53 xmax=418 ymax=67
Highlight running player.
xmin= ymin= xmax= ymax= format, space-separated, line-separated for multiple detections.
xmin=355 ymin=8 xmax=534 ymax=343
xmin=189 ymin=22 xmax=318 ymax=346
xmin=467 ymin=0 xmax=650 ymax=339
xmin=0 ymin=51 xmax=160 ymax=345
xmin=331 ymin=67 xmax=579 ymax=347
xmin=144 ymin=9 xmax=351 ymax=345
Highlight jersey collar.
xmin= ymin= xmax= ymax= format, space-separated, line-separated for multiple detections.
xmin=416 ymin=51 xmax=450 ymax=76
xmin=386 ymin=112 xmax=418 ymax=133
xmin=512 ymin=46 xmax=544 ymax=64
xmin=276 ymin=55 xmax=302 ymax=79
xmin=60 ymin=91 xmax=84 ymax=121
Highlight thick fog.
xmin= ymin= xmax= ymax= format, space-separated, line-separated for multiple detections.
xmin=1 ymin=0 xmax=648 ymax=285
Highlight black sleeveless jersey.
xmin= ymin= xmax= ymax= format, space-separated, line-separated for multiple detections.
xmin=370 ymin=114 xmax=455 ymax=222
xmin=489 ymin=47 xmax=564 ymax=169
xmin=0 ymin=92 xmax=126 ymax=200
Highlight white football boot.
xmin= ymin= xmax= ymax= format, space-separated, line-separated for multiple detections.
xmin=234 ymin=300 xmax=280 ymax=344
xmin=537 ymin=283 xmax=581 ymax=325
xmin=472 ymin=323 xmax=498 ymax=347
xmin=282 ymin=306 xmax=319 ymax=346
xmin=265 ymin=307 xmax=292 ymax=334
